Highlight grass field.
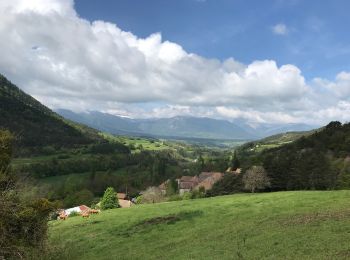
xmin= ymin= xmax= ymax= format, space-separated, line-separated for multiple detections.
xmin=241 ymin=131 xmax=316 ymax=154
xmin=49 ymin=191 xmax=350 ymax=259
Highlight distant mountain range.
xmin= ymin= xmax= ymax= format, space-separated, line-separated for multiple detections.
xmin=56 ymin=109 xmax=318 ymax=140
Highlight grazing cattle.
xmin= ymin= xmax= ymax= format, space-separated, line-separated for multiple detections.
xmin=89 ymin=209 xmax=100 ymax=214
xmin=58 ymin=214 xmax=68 ymax=220
xmin=81 ymin=212 xmax=90 ymax=218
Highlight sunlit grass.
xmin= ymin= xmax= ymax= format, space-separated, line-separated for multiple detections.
xmin=49 ymin=190 xmax=350 ymax=259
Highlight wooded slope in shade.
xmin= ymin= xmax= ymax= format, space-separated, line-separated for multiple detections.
xmin=0 ymin=74 xmax=102 ymax=152
xmin=260 ymin=121 xmax=350 ymax=190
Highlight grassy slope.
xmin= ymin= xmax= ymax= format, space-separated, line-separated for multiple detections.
xmin=239 ymin=130 xmax=316 ymax=153
xmin=49 ymin=191 xmax=350 ymax=259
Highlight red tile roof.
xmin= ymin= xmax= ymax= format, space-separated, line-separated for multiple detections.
xmin=79 ymin=205 xmax=91 ymax=212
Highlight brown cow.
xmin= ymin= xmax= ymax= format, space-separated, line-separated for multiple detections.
xmin=58 ymin=214 xmax=68 ymax=220
xmin=89 ymin=209 xmax=100 ymax=214
xmin=81 ymin=212 xmax=90 ymax=218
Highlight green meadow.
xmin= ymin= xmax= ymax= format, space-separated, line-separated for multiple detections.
xmin=49 ymin=191 xmax=350 ymax=259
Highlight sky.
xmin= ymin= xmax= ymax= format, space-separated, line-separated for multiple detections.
xmin=1 ymin=0 xmax=350 ymax=125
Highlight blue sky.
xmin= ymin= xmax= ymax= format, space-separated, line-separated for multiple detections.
xmin=75 ymin=0 xmax=350 ymax=80
xmin=1 ymin=0 xmax=350 ymax=125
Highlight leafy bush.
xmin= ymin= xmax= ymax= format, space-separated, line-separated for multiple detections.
xmin=100 ymin=187 xmax=119 ymax=210
xmin=0 ymin=130 xmax=57 ymax=259
xmin=207 ymin=174 xmax=243 ymax=196
xmin=190 ymin=189 xmax=206 ymax=199
xmin=167 ymin=194 xmax=182 ymax=201
xmin=139 ymin=187 xmax=165 ymax=204
xmin=182 ymin=192 xmax=192 ymax=200
xmin=134 ymin=196 xmax=143 ymax=204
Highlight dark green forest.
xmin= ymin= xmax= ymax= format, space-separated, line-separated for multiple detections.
xmin=0 ymin=75 xmax=102 ymax=155
xmin=236 ymin=121 xmax=350 ymax=191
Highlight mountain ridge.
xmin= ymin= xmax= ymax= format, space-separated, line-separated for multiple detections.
xmin=56 ymin=109 xmax=317 ymax=140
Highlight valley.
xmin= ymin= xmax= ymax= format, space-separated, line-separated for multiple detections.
xmin=2 ymin=1 xmax=350 ymax=259
xmin=1 ymin=74 xmax=350 ymax=260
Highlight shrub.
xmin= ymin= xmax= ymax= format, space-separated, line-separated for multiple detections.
xmin=190 ymin=189 xmax=206 ymax=199
xmin=182 ymin=192 xmax=192 ymax=200
xmin=100 ymin=187 xmax=119 ymax=210
xmin=139 ymin=187 xmax=165 ymax=204
xmin=134 ymin=195 xmax=143 ymax=204
xmin=167 ymin=194 xmax=182 ymax=201
xmin=1 ymin=131 xmax=57 ymax=258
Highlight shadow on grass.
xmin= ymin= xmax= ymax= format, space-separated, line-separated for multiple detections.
xmin=279 ymin=208 xmax=350 ymax=226
xmin=116 ymin=210 xmax=203 ymax=237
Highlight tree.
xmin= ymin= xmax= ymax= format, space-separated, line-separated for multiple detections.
xmin=0 ymin=130 xmax=56 ymax=259
xmin=63 ymin=189 xmax=95 ymax=208
xmin=100 ymin=187 xmax=119 ymax=210
xmin=207 ymin=174 xmax=243 ymax=196
xmin=243 ymin=166 xmax=270 ymax=193
xmin=166 ymin=179 xmax=178 ymax=196
xmin=232 ymin=150 xmax=240 ymax=170
xmin=139 ymin=187 xmax=165 ymax=204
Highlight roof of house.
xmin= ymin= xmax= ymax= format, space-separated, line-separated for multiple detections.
xmin=159 ymin=180 xmax=170 ymax=190
xmin=195 ymin=172 xmax=224 ymax=190
xmin=179 ymin=181 xmax=196 ymax=190
xmin=117 ymin=193 xmax=127 ymax=199
xmin=79 ymin=205 xmax=91 ymax=212
xmin=64 ymin=205 xmax=91 ymax=215
xmin=180 ymin=176 xmax=197 ymax=182
xmin=180 ymin=176 xmax=191 ymax=181
xmin=199 ymin=172 xmax=223 ymax=181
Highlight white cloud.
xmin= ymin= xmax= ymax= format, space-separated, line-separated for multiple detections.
xmin=272 ymin=23 xmax=288 ymax=35
xmin=314 ymin=71 xmax=350 ymax=98
xmin=0 ymin=0 xmax=348 ymax=126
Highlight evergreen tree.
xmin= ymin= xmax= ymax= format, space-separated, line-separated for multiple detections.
xmin=232 ymin=150 xmax=240 ymax=170
xmin=166 ymin=179 xmax=178 ymax=195
xmin=100 ymin=187 xmax=119 ymax=210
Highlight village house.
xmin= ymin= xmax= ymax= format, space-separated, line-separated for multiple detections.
xmin=116 ymin=192 xmax=134 ymax=208
xmin=225 ymin=167 xmax=242 ymax=175
xmin=178 ymin=175 xmax=199 ymax=194
xmin=194 ymin=172 xmax=224 ymax=191
xmin=61 ymin=205 xmax=91 ymax=217
xmin=158 ymin=172 xmax=224 ymax=195
xmin=159 ymin=179 xmax=170 ymax=195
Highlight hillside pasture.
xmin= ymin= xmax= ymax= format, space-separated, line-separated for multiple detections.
xmin=49 ymin=191 xmax=350 ymax=259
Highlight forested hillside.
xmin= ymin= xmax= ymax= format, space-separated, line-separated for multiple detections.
xmin=259 ymin=122 xmax=350 ymax=190
xmin=0 ymin=75 xmax=101 ymax=155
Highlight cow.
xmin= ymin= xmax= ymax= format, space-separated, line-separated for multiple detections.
xmin=58 ymin=213 xmax=68 ymax=220
xmin=81 ymin=212 xmax=90 ymax=218
xmin=89 ymin=209 xmax=100 ymax=214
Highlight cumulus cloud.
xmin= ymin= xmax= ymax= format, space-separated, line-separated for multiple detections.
xmin=272 ymin=23 xmax=288 ymax=35
xmin=314 ymin=72 xmax=350 ymax=98
xmin=0 ymin=0 xmax=348 ymax=125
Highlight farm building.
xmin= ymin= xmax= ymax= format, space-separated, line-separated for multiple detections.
xmin=159 ymin=172 xmax=224 ymax=195
xmin=62 ymin=205 xmax=91 ymax=216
